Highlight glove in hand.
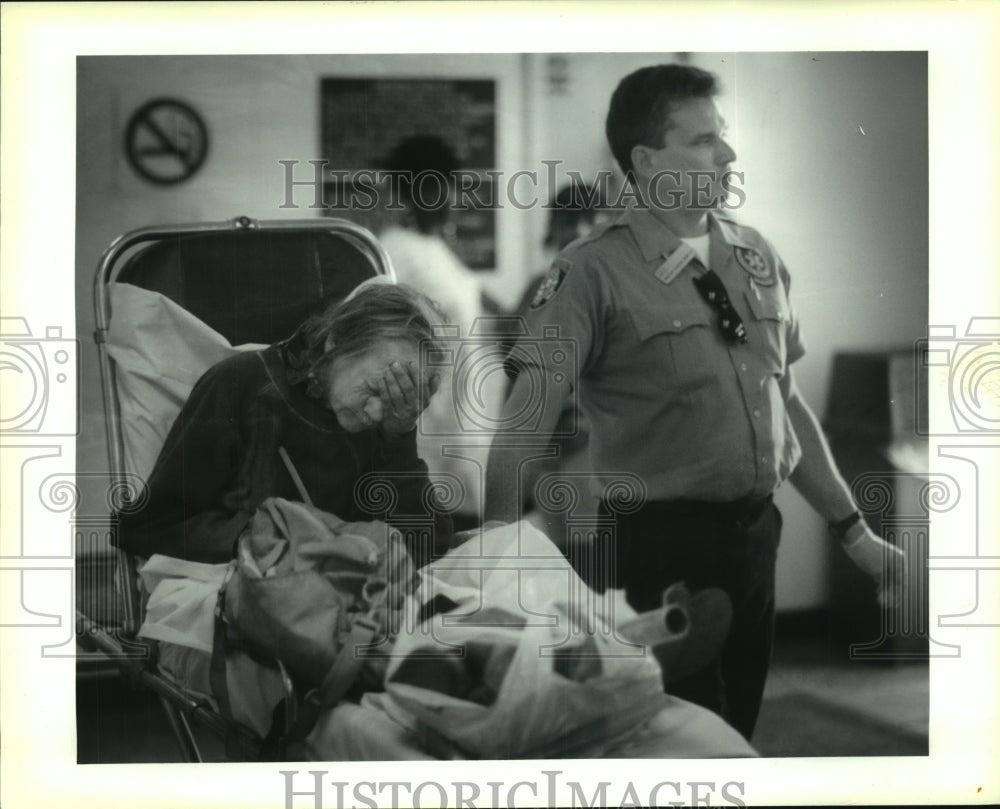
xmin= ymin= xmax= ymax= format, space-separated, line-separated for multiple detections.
xmin=841 ymin=520 xmax=905 ymax=609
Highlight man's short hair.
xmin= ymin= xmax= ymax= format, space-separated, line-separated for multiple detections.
xmin=605 ymin=64 xmax=720 ymax=178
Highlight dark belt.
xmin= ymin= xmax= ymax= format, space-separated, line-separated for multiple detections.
xmin=608 ymin=493 xmax=774 ymax=527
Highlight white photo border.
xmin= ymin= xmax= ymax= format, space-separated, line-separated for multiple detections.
xmin=2 ymin=2 xmax=998 ymax=807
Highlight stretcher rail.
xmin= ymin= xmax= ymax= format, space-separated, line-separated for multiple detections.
xmin=85 ymin=215 xmax=391 ymax=760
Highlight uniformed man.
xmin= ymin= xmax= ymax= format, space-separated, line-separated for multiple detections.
xmin=484 ymin=63 xmax=904 ymax=741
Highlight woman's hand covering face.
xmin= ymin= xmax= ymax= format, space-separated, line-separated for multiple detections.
xmin=326 ymin=341 xmax=439 ymax=434
xmin=367 ymin=360 xmax=441 ymax=437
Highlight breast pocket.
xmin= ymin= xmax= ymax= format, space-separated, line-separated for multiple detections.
xmin=743 ymin=287 xmax=788 ymax=375
xmin=628 ymin=304 xmax=717 ymax=393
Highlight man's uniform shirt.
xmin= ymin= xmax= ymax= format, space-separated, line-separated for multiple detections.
xmin=519 ymin=204 xmax=806 ymax=503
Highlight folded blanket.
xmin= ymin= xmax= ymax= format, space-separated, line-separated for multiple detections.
xmin=138 ymin=555 xmax=228 ymax=653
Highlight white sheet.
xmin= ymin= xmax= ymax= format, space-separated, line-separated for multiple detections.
xmin=300 ymin=689 xmax=756 ymax=760
xmin=139 ymin=522 xmax=757 ymax=758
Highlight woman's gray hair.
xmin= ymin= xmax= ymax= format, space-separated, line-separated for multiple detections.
xmin=301 ymin=282 xmax=448 ymax=366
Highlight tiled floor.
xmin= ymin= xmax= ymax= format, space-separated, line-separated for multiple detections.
xmin=753 ymin=627 xmax=929 ymax=756
xmin=763 ymin=638 xmax=928 ymax=737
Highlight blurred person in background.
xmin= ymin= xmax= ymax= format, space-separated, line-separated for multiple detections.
xmin=378 ymin=135 xmax=484 ymax=331
xmin=378 ymin=135 xmax=499 ymax=530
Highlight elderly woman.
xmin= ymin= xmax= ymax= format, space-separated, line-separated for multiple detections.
xmin=112 ymin=283 xmax=456 ymax=743
xmin=116 ymin=282 xmax=455 ymax=566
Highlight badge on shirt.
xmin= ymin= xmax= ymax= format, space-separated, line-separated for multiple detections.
xmin=655 ymin=243 xmax=698 ymax=285
xmin=734 ymin=246 xmax=775 ymax=286
xmin=530 ymin=260 xmax=569 ymax=309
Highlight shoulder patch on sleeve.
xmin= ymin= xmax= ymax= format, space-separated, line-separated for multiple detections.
xmin=530 ymin=258 xmax=571 ymax=309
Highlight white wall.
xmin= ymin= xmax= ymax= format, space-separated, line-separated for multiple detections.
xmin=713 ymin=52 xmax=928 ymax=608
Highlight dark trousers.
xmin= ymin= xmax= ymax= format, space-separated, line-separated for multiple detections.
xmin=596 ymin=496 xmax=782 ymax=741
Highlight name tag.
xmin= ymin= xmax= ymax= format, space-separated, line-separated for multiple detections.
xmin=655 ymin=243 xmax=697 ymax=284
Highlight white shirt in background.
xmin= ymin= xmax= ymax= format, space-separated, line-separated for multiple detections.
xmin=378 ymin=226 xmax=499 ymax=521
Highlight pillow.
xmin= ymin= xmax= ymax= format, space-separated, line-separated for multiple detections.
xmin=107 ymin=282 xmax=265 ymax=482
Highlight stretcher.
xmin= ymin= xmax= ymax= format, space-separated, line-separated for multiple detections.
xmin=81 ymin=215 xmax=394 ymax=760
xmin=78 ymin=215 xmax=756 ymax=762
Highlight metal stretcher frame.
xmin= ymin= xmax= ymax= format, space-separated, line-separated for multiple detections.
xmin=82 ymin=215 xmax=395 ymax=762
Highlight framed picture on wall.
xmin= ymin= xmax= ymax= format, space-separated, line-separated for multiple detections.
xmin=320 ymin=77 xmax=497 ymax=270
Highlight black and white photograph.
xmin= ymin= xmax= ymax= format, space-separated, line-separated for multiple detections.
xmin=2 ymin=3 xmax=998 ymax=808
